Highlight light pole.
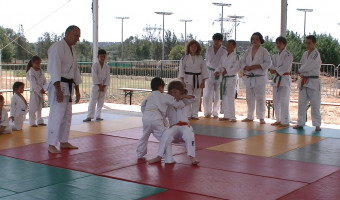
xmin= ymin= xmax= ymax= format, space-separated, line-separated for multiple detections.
xmin=297 ymin=8 xmax=313 ymax=37
xmin=116 ymin=16 xmax=130 ymax=60
xmin=212 ymin=3 xmax=231 ymax=35
xmin=227 ymin=15 xmax=244 ymax=41
xmin=180 ymin=19 xmax=192 ymax=48
xmin=155 ymin=12 xmax=173 ymax=60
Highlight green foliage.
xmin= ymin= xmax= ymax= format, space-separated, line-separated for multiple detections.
xmin=285 ymin=31 xmax=305 ymax=62
xmin=168 ymin=45 xmax=185 ymax=60
xmin=0 ymin=26 xmax=15 ymax=62
xmin=75 ymin=39 xmax=92 ymax=61
xmin=262 ymin=36 xmax=277 ymax=55
xmin=13 ymin=70 xmax=26 ymax=77
xmin=316 ymin=34 xmax=340 ymax=66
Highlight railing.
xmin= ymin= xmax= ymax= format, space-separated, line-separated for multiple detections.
xmin=0 ymin=60 xmax=339 ymax=106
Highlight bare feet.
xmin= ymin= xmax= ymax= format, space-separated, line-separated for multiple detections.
xmin=279 ymin=124 xmax=290 ymax=127
xmin=38 ymin=123 xmax=47 ymax=126
xmin=48 ymin=145 xmax=60 ymax=154
xmin=213 ymin=115 xmax=218 ymax=118
xmin=60 ymin=142 xmax=78 ymax=149
xmin=148 ymin=156 xmax=162 ymax=164
xmin=260 ymin=119 xmax=266 ymax=124
xmin=96 ymin=118 xmax=103 ymax=121
xmin=83 ymin=117 xmax=91 ymax=122
xmin=230 ymin=119 xmax=237 ymax=122
xmin=204 ymin=115 xmax=211 ymax=118
xmin=30 ymin=124 xmax=38 ymax=127
xmin=241 ymin=118 xmax=253 ymax=122
xmin=271 ymin=121 xmax=281 ymax=126
xmin=293 ymin=125 xmax=303 ymax=129
xmin=219 ymin=118 xmax=229 ymax=121
xmin=190 ymin=156 xmax=200 ymax=165
xmin=315 ymin=126 xmax=321 ymax=131
xmin=191 ymin=117 xmax=199 ymax=120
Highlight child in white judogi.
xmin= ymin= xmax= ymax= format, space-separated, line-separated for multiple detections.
xmin=136 ymin=77 xmax=187 ymax=161
xmin=293 ymin=35 xmax=322 ymax=131
xmin=0 ymin=95 xmax=12 ymax=134
xmin=26 ymin=56 xmax=47 ymax=127
xmin=10 ymin=82 xmax=28 ymax=131
xmin=269 ymin=37 xmax=293 ymax=127
xmin=178 ymin=40 xmax=209 ymax=120
xmin=83 ymin=49 xmax=110 ymax=122
xmin=203 ymin=33 xmax=226 ymax=118
xmin=240 ymin=32 xmax=272 ymax=124
xmin=148 ymin=81 xmax=199 ymax=165
xmin=219 ymin=40 xmax=240 ymax=122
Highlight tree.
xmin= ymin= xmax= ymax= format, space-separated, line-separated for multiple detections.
xmin=75 ymin=39 xmax=92 ymax=61
xmin=316 ymin=34 xmax=340 ymax=65
xmin=285 ymin=31 xmax=305 ymax=62
xmin=262 ymin=36 xmax=276 ymax=55
xmin=168 ymin=45 xmax=185 ymax=60
xmin=0 ymin=26 xmax=15 ymax=63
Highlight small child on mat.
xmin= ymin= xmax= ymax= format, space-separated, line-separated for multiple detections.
xmin=0 ymin=95 xmax=12 ymax=134
xmin=10 ymin=82 xmax=28 ymax=131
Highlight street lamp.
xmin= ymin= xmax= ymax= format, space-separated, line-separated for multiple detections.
xmin=180 ymin=19 xmax=192 ymax=47
xmin=227 ymin=15 xmax=244 ymax=42
xmin=297 ymin=8 xmax=313 ymax=37
xmin=116 ymin=16 xmax=130 ymax=60
xmin=155 ymin=12 xmax=173 ymax=60
xmin=212 ymin=2 xmax=232 ymax=34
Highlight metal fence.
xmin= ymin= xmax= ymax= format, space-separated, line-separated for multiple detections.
xmin=0 ymin=60 xmax=339 ymax=106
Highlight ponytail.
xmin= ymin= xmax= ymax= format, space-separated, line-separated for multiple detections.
xmin=26 ymin=55 xmax=42 ymax=73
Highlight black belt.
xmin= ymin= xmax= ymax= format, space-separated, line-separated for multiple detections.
xmin=61 ymin=77 xmax=74 ymax=102
xmin=185 ymin=72 xmax=201 ymax=88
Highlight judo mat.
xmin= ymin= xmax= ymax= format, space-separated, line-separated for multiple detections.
xmin=1 ymin=103 xmax=340 ymax=199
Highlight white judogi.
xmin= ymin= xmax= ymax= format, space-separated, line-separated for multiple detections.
xmin=10 ymin=93 xmax=28 ymax=130
xmin=87 ymin=61 xmax=110 ymax=119
xmin=203 ymin=45 xmax=226 ymax=117
xmin=297 ymin=48 xmax=322 ymax=127
xmin=157 ymin=97 xmax=196 ymax=162
xmin=219 ymin=51 xmax=240 ymax=120
xmin=136 ymin=91 xmax=185 ymax=159
xmin=27 ymin=68 xmax=47 ymax=125
xmin=270 ymin=49 xmax=293 ymax=124
xmin=0 ymin=107 xmax=12 ymax=134
xmin=46 ymin=39 xmax=82 ymax=146
xmin=178 ymin=55 xmax=208 ymax=118
xmin=240 ymin=46 xmax=271 ymax=120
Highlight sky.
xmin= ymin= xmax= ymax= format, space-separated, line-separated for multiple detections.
xmin=1 ymin=0 xmax=340 ymax=44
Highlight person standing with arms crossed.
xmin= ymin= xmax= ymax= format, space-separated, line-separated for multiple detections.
xmin=46 ymin=25 xmax=82 ymax=153
xmin=203 ymin=33 xmax=226 ymax=118
xmin=293 ymin=35 xmax=322 ymax=131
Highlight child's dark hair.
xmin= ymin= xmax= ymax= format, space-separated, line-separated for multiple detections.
xmin=13 ymin=82 xmax=25 ymax=93
xmin=167 ymin=80 xmax=188 ymax=95
xmin=26 ymin=55 xmax=41 ymax=73
xmin=306 ymin=35 xmax=317 ymax=43
xmin=251 ymin=32 xmax=265 ymax=44
xmin=151 ymin=77 xmax=165 ymax=91
xmin=212 ymin=33 xmax=223 ymax=41
xmin=227 ymin=39 xmax=237 ymax=47
xmin=276 ymin=36 xmax=287 ymax=45
xmin=0 ymin=94 xmax=4 ymax=101
xmin=98 ymin=49 xmax=107 ymax=55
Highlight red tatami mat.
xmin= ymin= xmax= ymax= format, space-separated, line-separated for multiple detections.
xmin=41 ymin=142 xmax=187 ymax=174
xmin=278 ymin=170 xmax=340 ymax=200
xmin=142 ymin=190 xmax=223 ymax=200
xmin=0 ymin=135 xmax=137 ymax=162
xmin=101 ymin=163 xmax=306 ymax=200
xmin=103 ymin=127 xmax=159 ymax=142
xmin=172 ymin=149 xmax=340 ymax=183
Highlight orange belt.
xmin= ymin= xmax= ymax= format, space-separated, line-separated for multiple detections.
xmin=273 ymin=72 xmax=290 ymax=88
xmin=300 ymin=75 xmax=319 ymax=87
xmin=170 ymin=121 xmax=189 ymax=128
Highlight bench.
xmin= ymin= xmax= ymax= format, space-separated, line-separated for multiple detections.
xmin=0 ymin=88 xmax=30 ymax=94
xmin=118 ymin=88 xmax=152 ymax=105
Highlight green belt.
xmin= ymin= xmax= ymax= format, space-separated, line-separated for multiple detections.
xmin=208 ymin=67 xmax=219 ymax=80
xmin=220 ymin=75 xmax=236 ymax=100
xmin=243 ymin=73 xmax=263 ymax=78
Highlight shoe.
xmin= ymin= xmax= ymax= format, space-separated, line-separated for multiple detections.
xmin=38 ymin=123 xmax=47 ymax=126
xmin=83 ymin=118 xmax=91 ymax=122
xmin=96 ymin=118 xmax=103 ymax=121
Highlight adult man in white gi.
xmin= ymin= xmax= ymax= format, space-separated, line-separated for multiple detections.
xmin=46 ymin=25 xmax=82 ymax=153
xmin=293 ymin=35 xmax=322 ymax=131
xmin=219 ymin=40 xmax=240 ymax=122
xmin=203 ymin=33 xmax=226 ymax=118
xmin=269 ymin=36 xmax=293 ymax=127
xmin=240 ymin=32 xmax=271 ymax=124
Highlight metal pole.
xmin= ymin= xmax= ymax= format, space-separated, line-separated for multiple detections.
xmin=234 ymin=20 xmax=237 ymax=41
xmin=0 ymin=49 xmax=2 ymax=90
xmin=280 ymin=0 xmax=287 ymax=37
xmin=121 ymin=18 xmax=124 ymax=60
xmin=92 ymin=0 xmax=98 ymax=63
xmin=162 ymin=14 xmax=165 ymax=60
xmin=184 ymin=21 xmax=187 ymax=47
xmin=304 ymin=11 xmax=306 ymax=37
xmin=221 ymin=6 xmax=224 ymax=34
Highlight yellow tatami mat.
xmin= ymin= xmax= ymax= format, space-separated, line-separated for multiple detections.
xmin=0 ymin=127 xmax=91 ymax=150
xmin=70 ymin=117 xmax=142 ymax=134
xmin=207 ymin=133 xmax=325 ymax=157
xmin=190 ymin=117 xmax=286 ymax=131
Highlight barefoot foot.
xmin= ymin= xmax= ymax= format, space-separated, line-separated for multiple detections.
xmin=190 ymin=156 xmax=200 ymax=165
xmin=60 ymin=142 xmax=78 ymax=149
xmin=148 ymin=156 xmax=162 ymax=164
xmin=48 ymin=145 xmax=60 ymax=154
